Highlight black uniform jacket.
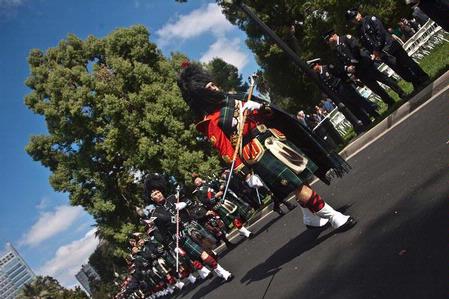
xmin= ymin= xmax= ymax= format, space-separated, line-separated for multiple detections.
xmin=334 ymin=35 xmax=373 ymax=70
xmin=317 ymin=65 xmax=348 ymax=91
xmin=151 ymin=195 xmax=190 ymax=243
xmin=419 ymin=0 xmax=449 ymax=31
xmin=357 ymin=15 xmax=397 ymax=53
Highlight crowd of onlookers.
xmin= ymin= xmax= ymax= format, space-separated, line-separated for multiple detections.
xmin=296 ymin=98 xmax=336 ymax=130
xmin=388 ymin=16 xmax=427 ymax=44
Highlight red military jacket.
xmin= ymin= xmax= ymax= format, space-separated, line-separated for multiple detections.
xmin=195 ymin=100 xmax=279 ymax=176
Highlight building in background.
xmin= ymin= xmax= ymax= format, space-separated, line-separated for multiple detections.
xmin=75 ymin=263 xmax=100 ymax=296
xmin=0 ymin=243 xmax=35 ymax=299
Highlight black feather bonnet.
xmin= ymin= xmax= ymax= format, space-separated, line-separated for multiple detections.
xmin=177 ymin=62 xmax=226 ymax=117
xmin=143 ymin=173 xmax=167 ymax=201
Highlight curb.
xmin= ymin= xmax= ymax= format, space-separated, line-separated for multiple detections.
xmin=339 ymin=70 xmax=449 ymax=160
xmin=214 ymin=70 xmax=449 ymax=256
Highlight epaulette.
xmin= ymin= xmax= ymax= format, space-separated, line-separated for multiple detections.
xmin=195 ymin=116 xmax=212 ymax=131
xmin=346 ymin=34 xmax=352 ymax=39
xmin=371 ymin=16 xmax=377 ymax=21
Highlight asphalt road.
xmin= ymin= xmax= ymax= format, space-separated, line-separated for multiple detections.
xmin=175 ymin=88 xmax=449 ymax=299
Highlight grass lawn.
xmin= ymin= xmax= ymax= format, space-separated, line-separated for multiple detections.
xmin=380 ymin=39 xmax=449 ymax=113
xmin=340 ymin=39 xmax=449 ymax=142
xmin=396 ymin=39 xmax=449 ymax=95
xmin=419 ymin=39 xmax=449 ymax=78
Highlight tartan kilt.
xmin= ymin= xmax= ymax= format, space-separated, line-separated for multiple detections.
xmin=181 ymin=221 xmax=217 ymax=258
xmin=180 ymin=236 xmax=204 ymax=260
xmin=251 ymin=131 xmax=318 ymax=199
xmin=214 ymin=204 xmax=238 ymax=229
xmin=226 ymin=193 xmax=253 ymax=221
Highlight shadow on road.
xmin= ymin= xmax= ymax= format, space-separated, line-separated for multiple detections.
xmin=177 ymin=210 xmax=289 ymax=298
xmin=285 ymin=168 xmax=448 ymax=299
xmin=219 ymin=215 xmax=282 ymax=256
xmin=240 ymin=205 xmax=351 ymax=285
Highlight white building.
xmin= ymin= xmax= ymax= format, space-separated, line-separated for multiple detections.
xmin=0 ymin=243 xmax=35 ymax=299
xmin=75 ymin=263 xmax=100 ymax=296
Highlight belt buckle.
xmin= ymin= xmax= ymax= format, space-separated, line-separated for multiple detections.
xmin=257 ymin=124 xmax=267 ymax=133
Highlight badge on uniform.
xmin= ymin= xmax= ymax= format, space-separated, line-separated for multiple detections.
xmin=171 ymin=216 xmax=176 ymax=224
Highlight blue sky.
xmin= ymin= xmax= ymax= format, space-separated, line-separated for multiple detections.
xmin=0 ymin=0 xmax=258 ymax=287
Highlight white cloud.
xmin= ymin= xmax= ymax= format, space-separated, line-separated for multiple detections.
xmin=21 ymin=205 xmax=84 ymax=247
xmin=200 ymin=37 xmax=249 ymax=70
xmin=38 ymin=229 xmax=99 ymax=287
xmin=0 ymin=0 xmax=25 ymax=19
xmin=156 ymin=3 xmax=233 ymax=46
xmin=36 ymin=197 xmax=51 ymax=210
xmin=0 ymin=0 xmax=23 ymax=7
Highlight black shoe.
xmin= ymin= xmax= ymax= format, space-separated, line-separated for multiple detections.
xmin=224 ymin=241 xmax=236 ymax=249
xmin=284 ymin=201 xmax=297 ymax=211
xmin=413 ymin=78 xmax=431 ymax=92
xmin=398 ymin=93 xmax=410 ymax=100
xmin=223 ymin=237 xmax=235 ymax=248
xmin=334 ymin=216 xmax=357 ymax=233
xmin=371 ymin=111 xmax=381 ymax=119
xmin=306 ymin=221 xmax=330 ymax=230
xmin=273 ymin=207 xmax=286 ymax=216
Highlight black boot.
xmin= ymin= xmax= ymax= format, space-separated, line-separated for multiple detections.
xmin=284 ymin=200 xmax=297 ymax=211
xmin=272 ymin=200 xmax=285 ymax=216
xmin=274 ymin=208 xmax=286 ymax=216
xmin=223 ymin=237 xmax=235 ymax=249
xmin=389 ymin=81 xmax=408 ymax=100
xmin=273 ymin=206 xmax=286 ymax=216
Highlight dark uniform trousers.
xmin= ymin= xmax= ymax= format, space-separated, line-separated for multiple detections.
xmin=356 ymin=67 xmax=403 ymax=106
xmin=320 ymin=65 xmax=378 ymax=127
xmin=337 ymin=83 xmax=376 ymax=126
xmin=334 ymin=34 xmax=404 ymax=106
xmin=381 ymin=41 xmax=429 ymax=88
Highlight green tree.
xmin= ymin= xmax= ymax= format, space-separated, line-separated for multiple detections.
xmin=18 ymin=276 xmax=88 ymax=299
xmin=89 ymin=280 xmax=116 ymax=299
xmin=62 ymin=286 xmax=89 ymax=299
xmin=24 ymin=25 xmax=221 ymax=258
xmin=86 ymin=240 xmax=125 ymax=297
xmin=206 ymin=57 xmax=249 ymax=92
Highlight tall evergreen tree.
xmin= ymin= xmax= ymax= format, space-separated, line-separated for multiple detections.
xmin=206 ymin=57 xmax=249 ymax=92
xmin=24 ymin=25 xmax=221 ymax=257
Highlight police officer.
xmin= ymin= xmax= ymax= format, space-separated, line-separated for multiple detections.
xmin=345 ymin=9 xmax=430 ymax=91
xmin=308 ymin=58 xmax=379 ymax=131
xmin=323 ymin=29 xmax=408 ymax=109
xmin=405 ymin=0 xmax=449 ymax=32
